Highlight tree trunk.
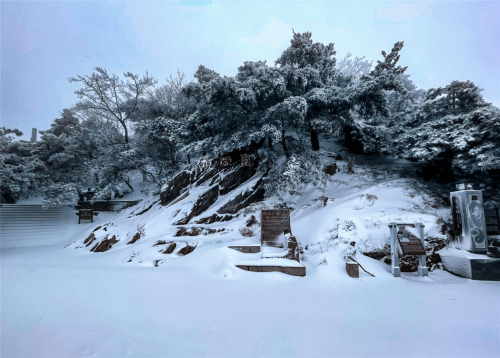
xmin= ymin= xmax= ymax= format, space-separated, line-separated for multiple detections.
xmin=280 ymin=117 xmax=290 ymax=158
xmin=122 ymin=177 xmax=134 ymax=192
xmin=121 ymin=120 xmax=129 ymax=144
xmin=309 ymin=126 xmax=320 ymax=151
xmin=267 ymin=137 xmax=273 ymax=152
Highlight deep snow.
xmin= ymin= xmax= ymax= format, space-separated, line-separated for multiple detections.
xmin=2 ymin=155 xmax=500 ymax=357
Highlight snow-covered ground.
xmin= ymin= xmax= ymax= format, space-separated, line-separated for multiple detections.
xmin=2 ymin=160 xmax=500 ymax=357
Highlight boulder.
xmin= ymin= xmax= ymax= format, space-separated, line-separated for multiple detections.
xmin=324 ymin=163 xmax=339 ymax=175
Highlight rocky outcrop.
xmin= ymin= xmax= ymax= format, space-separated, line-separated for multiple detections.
xmin=217 ymin=177 xmax=265 ymax=215
xmin=127 ymin=232 xmax=141 ymax=245
xmin=162 ymin=140 xmax=267 ymax=223
xmin=160 ymin=171 xmax=191 ymax=205
xmin=84 ymin=233 xmax=97 ymax=247
xmin=174 ymin=185 xmax=220 ymax=225
xmin=195 ymin=213 xmax=233 ymax=224
xmin=163 ymin=242 xmax=177 ymax=254
xmin=175 ymin=227 xmax=226 ymax=236
xmin=91 ymin=235 xmax=119 ymax=252
xmin=178 ymin=244 xmax=197 ymax=256
xmin=219 ymin=164 xmax=258 ymax=195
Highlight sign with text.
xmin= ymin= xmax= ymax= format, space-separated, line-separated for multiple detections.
xmin=260 ymin=209 xmax=291 ymax=248
xmin=485 ymin=208 xmax=500 ymax=235
xmin=397 ymin=227 xmax=426 ymax=256
xmin=78 ymin=209 xmax=94 ymax=224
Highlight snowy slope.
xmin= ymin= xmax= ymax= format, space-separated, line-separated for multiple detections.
xmin=1 ymin=156 xmax=499 ymax=358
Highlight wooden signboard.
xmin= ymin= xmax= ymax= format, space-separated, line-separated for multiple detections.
xmin=79 ymin=209 xmax=94 ymax=224
xmin=397 ymin=227 xmax=426 ymax=256
xmin=260 ymin=209 xmax=291 ymax=247
xmin=485 ymin=208 xmax=500 ymax=235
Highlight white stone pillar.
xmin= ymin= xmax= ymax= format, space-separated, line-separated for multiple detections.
xmin=390 ymin=222 xmax=401 ymax=277
xmin=416 ymin=222 xmax=428 ymax=277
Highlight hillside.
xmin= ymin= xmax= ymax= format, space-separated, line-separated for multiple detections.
xmin=2 ymin=148 xmax=500 ymax=357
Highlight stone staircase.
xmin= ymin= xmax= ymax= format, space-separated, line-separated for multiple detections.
xmin=0 ymin=205 xmax=62 ymax=239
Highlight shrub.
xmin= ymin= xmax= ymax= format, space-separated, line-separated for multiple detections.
xmin=239 ymin=227 xmax=255 ymax=237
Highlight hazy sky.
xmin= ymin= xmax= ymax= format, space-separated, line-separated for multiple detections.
xmin=2 ymin=0 xmax=499 ymax=139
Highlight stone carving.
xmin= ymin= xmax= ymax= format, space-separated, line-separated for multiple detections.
xmin=260 ymin=209 xmax=291 ymax=248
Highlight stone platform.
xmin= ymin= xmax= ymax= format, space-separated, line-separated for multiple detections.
xmin=229 ymin=245 xmax=306 ymax=277
xmin=236 ymin=264 xmax=306 ymax=277
xmin=439 ymin=248 xmax=500 ymax=281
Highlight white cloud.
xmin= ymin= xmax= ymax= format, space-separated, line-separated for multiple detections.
xmin=239 ymin=17 xmax=292 ymax=49
xmin=377 ymin=1 xmax=432 ymax=22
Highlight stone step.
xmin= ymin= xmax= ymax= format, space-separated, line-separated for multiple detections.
xmin=236 ymin=264 xmax=306 ymax=277
xmin=228 ymin=245 xmax=261 ymax=253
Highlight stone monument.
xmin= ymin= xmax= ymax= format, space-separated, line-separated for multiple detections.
xmin=260 ymin=209 xmax=291 ymax=247
xmin=450 ymin=183 xmax=488 ymax=254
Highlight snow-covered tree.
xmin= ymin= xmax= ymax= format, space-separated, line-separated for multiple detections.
xmin=69 ymin=67 xmax=156 ymax=143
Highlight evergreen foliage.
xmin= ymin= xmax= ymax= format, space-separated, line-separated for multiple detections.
xmin=2 ymin=31 xmax=498 ymax=205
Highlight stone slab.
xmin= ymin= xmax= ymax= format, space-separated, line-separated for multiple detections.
xmin=236 ymin=265 xmax=306 ymax=277
xmin=228 ymin=245 xmax=261 ymax=253
xmin=260 ymin=209 xmax=291 ymax=248
xmin=439 ymin=250 xmax=500 ymax=281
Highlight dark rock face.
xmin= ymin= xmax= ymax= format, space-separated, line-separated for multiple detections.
xmin=175 ymin=227 xmax=226 ymax=236
xmin=127 ymin=232 xmax=141 ymax=245
xmin=163 ymin=243 xmax=177 ymax=254
xmin=84 ymin=233 xmax=97 ymax=247
xmin=178 ymin=244 xmax=197 ymax=256
xmin=324 ymin=163 xmax=339 ymax=176
xmin=218 ymin=179 xmax=265 ymax=215
xmin=219 ymin=165 xmax=258 ymax=195
xmin=196 ymin=167 xmax=219 ymax=186
xmin=195 ymin=213 xmax=233 ymax=224
xmin=193 ymin=185 xmax=220 ymax=216
xmin=160 ymin=171 xmax=191 ymax=205
xmin=91 ymin=235 xmax=119 ymax=252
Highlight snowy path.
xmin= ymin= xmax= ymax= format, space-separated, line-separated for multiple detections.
xmin=2 ymin=220 xmax=499 ymax=358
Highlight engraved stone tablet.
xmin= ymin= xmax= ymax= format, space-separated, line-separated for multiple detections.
xmin=485 ymin=208 xmax=500 ymax=235
xmin=260 ymin=209 xmax=291 ymax=247
xmin=397 ymin=227 xmax=426 ymax=256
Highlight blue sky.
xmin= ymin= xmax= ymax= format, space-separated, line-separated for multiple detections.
xmin=2 ymin=0 xmax=499 ymax=139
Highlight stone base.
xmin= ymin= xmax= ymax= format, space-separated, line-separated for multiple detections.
xmin=439 ymin=249 xmax=500 ymax=281
xmin=236 ymin=265 xmax=306 ymax=277
xmin=228 ymin=245 xmax=261 ymax=253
